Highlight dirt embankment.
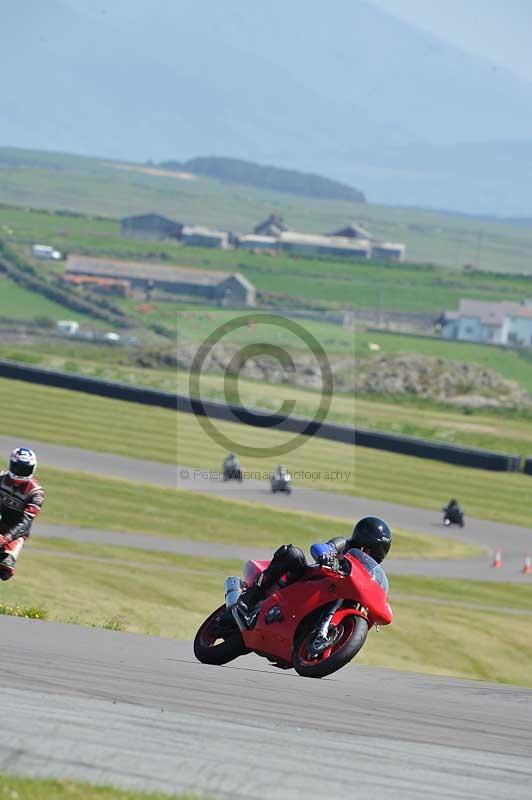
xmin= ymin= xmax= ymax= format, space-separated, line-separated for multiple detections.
xmin=172 ymin=343 xmax=530 ymax=409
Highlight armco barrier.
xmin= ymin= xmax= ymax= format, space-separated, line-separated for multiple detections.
xmin=0 ymin=359 xmax=522 ymax=473
xmin=354 ymin=428 xmax=521 ymax=472
xmin=0 ymin=359 xmax=177 ymax=410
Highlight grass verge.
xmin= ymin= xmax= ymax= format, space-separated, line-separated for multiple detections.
xmin=390 ymin=575 xmax=532 ymax=611
xmin=357 ymin=597 xmax=532 ymax=686
xmin=0 ymin=774 xmax=198 ymax=800
xmin=0 ymin=603 xmax=46 ymax=619
xmin=37 ymin=465 xmax=483 ymax=558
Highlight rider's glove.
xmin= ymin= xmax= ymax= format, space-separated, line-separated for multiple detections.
xmin=320 ymin=552 xmax=340 ymax=571
xmin=311 ymin=543 xmax=340 ymax=571
xmin=0 ymin=534 xmax=10 ymax=549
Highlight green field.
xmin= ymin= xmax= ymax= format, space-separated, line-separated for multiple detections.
xmin=2 ymin=147 xmax=532 ymax=274
xmin=4 ymin=203 xmax=532 ymax=316
xmin=0 ymin=276 xmax=105 ymax=325
xmin=0 ymin=775 xmax=196 ymax=800
xmin=1 ymin=378 xmax=532 ymax=527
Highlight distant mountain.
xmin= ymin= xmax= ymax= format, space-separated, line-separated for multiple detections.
xmin=160 ymin=157 xmax=365 ymax=203
xmin=2 ymin=0 xmax=532 ymax=213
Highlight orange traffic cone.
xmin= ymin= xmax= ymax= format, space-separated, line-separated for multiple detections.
xmin=491 ymin=549 xmax=502 ymax=568
xmin=522 ymin=556 xmax=532 ymax=575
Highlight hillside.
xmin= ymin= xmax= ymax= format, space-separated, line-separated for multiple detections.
xmin=2 ymin=148 xmax=532 ymax=274
xmin=160 ymin=157 xmax=366 ymax=202
xmin=3 ymin=0 xmax=532 ymax=213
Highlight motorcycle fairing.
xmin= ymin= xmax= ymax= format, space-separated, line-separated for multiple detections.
xmin=242 ymin=555 xmax=391 ymax=664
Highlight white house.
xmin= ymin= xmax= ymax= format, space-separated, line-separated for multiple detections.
xmin=441 ymin=299 xmax=532 ymax=346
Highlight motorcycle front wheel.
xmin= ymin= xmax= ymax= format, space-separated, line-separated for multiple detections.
xmin=293 ymin=614 xmax=368 ymax=678
xmin=193 ymin=604 xmax=247 ymax=665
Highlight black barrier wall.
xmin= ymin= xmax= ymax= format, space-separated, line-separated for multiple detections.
xmin=524 ymin=457 xmax=532 ymax=476
xmin=0 ymin=359 xmax=523 ymax=473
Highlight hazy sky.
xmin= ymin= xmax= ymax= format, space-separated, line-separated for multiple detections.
xmin=66 ymin=1 xmax=532 ymax=84
xmin=372 ymin=0 xmax=532 ymax=83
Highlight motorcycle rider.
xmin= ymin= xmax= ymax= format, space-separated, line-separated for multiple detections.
xmin=223 ymin=452 xmax=241 ymax=478
xmin=443 ymin=497 xmax=463 ymax=522
xmin=0 ymin=447 xmax=44 ymax=581
xmin=240 ymin=516 xmax=392 ymax=616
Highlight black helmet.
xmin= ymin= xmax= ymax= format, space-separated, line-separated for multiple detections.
xmin=349 ymin=517 xmax=392 ymax=563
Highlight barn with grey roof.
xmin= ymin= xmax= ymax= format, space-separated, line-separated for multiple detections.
xmin=66 ymin=255 xmax=255 ymax=306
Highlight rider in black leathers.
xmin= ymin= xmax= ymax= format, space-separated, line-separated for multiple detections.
xmin=443 ymin=498 xmax=463 ymax=522
xmin=240 ymin=517 xmax=392 ymax=615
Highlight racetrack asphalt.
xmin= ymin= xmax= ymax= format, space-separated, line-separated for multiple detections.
xmin=2 ymin=616 xmax=531 ymax=800
xmin=1 ymin=435 xmax=530 ymax=582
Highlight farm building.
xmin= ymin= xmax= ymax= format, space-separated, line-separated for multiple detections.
xmin=441 ymin=299 xmax=532 ymax=346
xmin=328 ymin=221 xmax=406 ymax=261
xmin=64 ymin=274 xmax=132 ymax=297
xmin=278 ymin=231 xmax=371 ymax=259
xmin=180 ymin=225 xmax=229 ymax=249
xmin=237 ymin=234 xmax=278 ymax=251
xmin=370 ymin=243 xmax=405 ymax=262
xmin=254 ymin=214 xmax=288 ymax=237
xmin=66 ymin=255 xmax=255 ymax=306
xmin=121 ymin=214 xmax=183 ymax=240
xmin=328 ymin=222 xmax=373 ymax=240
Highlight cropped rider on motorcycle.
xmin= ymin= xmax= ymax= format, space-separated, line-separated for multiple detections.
xmin=0 ymin=447 xmax=44 ymax=581
xmin=240 ymin=517 xmax=392 ymax=618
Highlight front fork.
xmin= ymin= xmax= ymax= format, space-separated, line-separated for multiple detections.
xmin=311 ymin=600 xmax=343 ymax=653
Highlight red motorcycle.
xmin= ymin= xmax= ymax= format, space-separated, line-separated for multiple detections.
xmin=193 ymin=548 xmax=393 ymax=678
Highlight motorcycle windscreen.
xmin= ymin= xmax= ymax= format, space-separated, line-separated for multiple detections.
xmin=347 ymin=549 xmax=389 ymax=595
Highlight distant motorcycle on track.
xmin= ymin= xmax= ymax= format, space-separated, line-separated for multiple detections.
xmin=442 ymin=505 xmax=465 ymax=528
xmin=193 ymin=548 xmax=393 ymax=678
xmin=222 ymin=453 xmax=243 ymax=482
xmin=270 ymin=469 xmax=292 ymax=494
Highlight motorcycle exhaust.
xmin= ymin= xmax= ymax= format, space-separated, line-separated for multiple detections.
xmin=224 ymin=576 xmax=249 ymax=633
xmin=224 ymin=576 xmax=243 ymax=609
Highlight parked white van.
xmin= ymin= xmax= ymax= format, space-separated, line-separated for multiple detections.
xmin=32 ymin=244 xmax=62 ymax=260
xmin=56 ymin=320 xmax=79 ymax=336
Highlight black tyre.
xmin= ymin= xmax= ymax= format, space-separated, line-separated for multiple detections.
xmin=293 ymin=613 xmax=368 ymax=679
xmin=193 ymin=605 xmax=247 ymax=665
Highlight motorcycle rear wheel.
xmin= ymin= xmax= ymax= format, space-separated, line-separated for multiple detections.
xmin=293 ymin=614 xmax=368 ymax=678
xmin=193 ymin=604 xmax=247 ymax=665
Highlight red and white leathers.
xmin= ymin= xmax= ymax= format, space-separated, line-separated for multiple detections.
xmin=0 ymin=471 xmax=44 ymax=580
